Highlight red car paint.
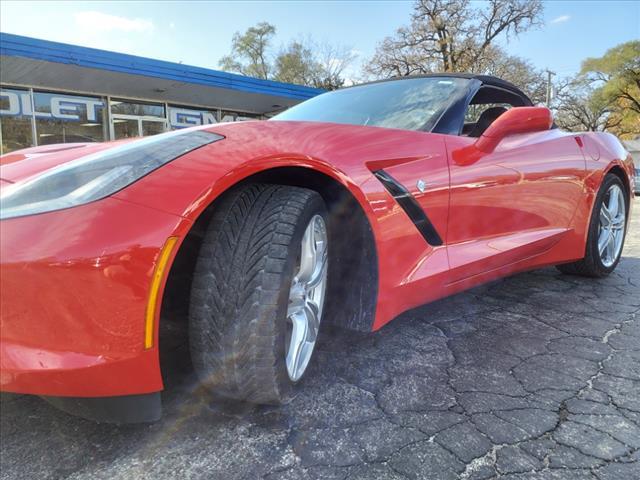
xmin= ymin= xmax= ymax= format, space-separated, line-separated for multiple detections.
xmin=0 ymin=118 xmax=634 ymax=398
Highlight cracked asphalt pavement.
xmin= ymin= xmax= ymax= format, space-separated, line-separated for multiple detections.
xmin=2 ymin=213 xmax=639 ymax=480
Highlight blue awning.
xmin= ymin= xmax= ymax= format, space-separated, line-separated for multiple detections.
xmin=0 ymin=32 xmax=323 ymax=113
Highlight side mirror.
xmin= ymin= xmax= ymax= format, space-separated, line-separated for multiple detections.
xmin=475 ymin=106 xmax=553 ymax=153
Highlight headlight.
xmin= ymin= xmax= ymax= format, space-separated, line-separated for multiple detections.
xmin=0 ymin=129 xmax=223 ymax=220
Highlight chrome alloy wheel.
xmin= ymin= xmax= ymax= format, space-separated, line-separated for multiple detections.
xmin=285 ymin=214 xmax=328 ymax=382
xmin=598 ymin=184 xmax=626 ymax=268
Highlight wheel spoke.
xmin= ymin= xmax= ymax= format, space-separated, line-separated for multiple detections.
xmin=613 ymin=232 xmax=623 ymax=255
xmin=612 ymin=217 xmax=625 ymax=230
xmin=598 ymin=184 xmax=627 ymax=268
xmin=307 ymin=248 xmax=328 ymax=289
xmin=304 ymin=300 xmax=320 ymax=341
xmin=285 ymin=214 xmax=328 ymax=382
xmin=606 ymin=233 xmax=616 ymax=263
xmin=607 ymin=188 xmax=619 ymax=218
xmin=288 ymin=297 xmax=305 ymax=317
xmin=287 ymin=281 xmax=305 ymax=315
xmin=296 ymin=223 xmax=317 ymax=283
xmin=286 ymin=311 xmax=308 ymax=381
xmin=598 ymin=230 xmax=609 ymax=256
xmin=600 ymin=205 xmax=611 ymax=227
xmin=611 ymin=197 xmax=625 ymax=229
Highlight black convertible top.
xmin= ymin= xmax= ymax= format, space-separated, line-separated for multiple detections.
xmin=357 ymin=73 xmax=531 ymax=104
xmin=274 ymin=72 xmax=534 ymax=135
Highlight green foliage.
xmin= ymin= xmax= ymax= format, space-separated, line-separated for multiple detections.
xmin=573 ymin=41 xmax=640 ymax=138
xmin=554 ymin=41 xmax=640 ymax=138
xmin=217 ymin=13 xmax=637 ymax=140
xmin=219 ymin=23 xmax=355 ymax=90
xmin=219 ymin=22 xmax=276 ymax=79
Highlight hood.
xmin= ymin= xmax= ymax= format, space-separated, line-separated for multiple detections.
xmin=0 ymin=140 xmax=134 ymax=184
xmin=0 ymin=120 xmax=443 ymax=187
xmin=196 ymin=119 xmax=445 ymax=172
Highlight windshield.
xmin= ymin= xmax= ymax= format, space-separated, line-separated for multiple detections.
xmin=271 ymin=77 xmax=470 ymax=131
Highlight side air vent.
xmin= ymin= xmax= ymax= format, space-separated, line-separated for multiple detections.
xmin=372 ymin=169 xmax=444 ymax=247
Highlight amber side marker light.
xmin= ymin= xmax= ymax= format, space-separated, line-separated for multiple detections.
xmin=145 ymin=236 xmax=179 ymax=349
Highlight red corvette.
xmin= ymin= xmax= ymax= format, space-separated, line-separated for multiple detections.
xmin=0 ymin=74 xmax=635 ymax=422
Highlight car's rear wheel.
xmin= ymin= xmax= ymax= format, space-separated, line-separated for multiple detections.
xmin=557 ymin=173 xmax=628 ymax=277
xmin=189 ymin=183 xmax=329 ymax=404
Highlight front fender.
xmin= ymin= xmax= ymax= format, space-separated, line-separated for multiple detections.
xmin=111 ymin=121 xmax=451 ymax=331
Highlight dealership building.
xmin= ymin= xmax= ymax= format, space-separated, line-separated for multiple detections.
xmin=0 ymin=32 xmax=322 ymax=155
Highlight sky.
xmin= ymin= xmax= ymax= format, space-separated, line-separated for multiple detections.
xmin=1 ymin=0 xmax=638 ymax=82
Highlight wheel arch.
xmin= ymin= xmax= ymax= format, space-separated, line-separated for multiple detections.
xmin=605 ymin=163 xmax=632 ymax=203
xmin=566 ymin=160 xmax=632 ymax=265
xmin=159 ymin=165 xmax=380 ymax=359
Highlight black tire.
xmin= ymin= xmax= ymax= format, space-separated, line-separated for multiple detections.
xmin=188 ymin=183 xmax=328 ymax=404
xmin=556 ymin=174 xmax=628 ymax=277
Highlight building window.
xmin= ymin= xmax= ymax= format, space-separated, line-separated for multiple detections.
xmin=221 ymin=110 xmax=261 ymax=123
xmin=236 ymin=113 xmax=261 ymax=121
xmin=168 ymin=106 xmax=218 ymax=129
xmin=110 ymin=99 xmax=165 ymax=117
xmin=0 ymin=87 xmax=34 ymax=154
xmin=33 ymin=91 xmax=106 ymax=146
xmin=112 ymin=118 xmax=139 ymax=139
xmin=110 ymin=99 xmax=167 ymax=139
xmin=1 ymin=86 xmax=266 ymax=155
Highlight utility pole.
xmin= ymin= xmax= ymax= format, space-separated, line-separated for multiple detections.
xmin=545 ymin=69 xmax=556 ymax=107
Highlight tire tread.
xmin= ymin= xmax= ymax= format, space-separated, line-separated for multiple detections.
xmin=189 ymin=183 xmax=324 ymax=403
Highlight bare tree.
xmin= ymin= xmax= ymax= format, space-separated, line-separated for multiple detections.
xmin=308 ymin=42 xmax=358 ymax=90
xmin=220 ymin=23 xmax=356 ymax=90
xmin=272 ymin=39 xmax=357 ymax=90
xmin=554 ymin=78 xmax=618 ymax=133
xmin=366 ymin=0 xmax=543 ymax=77
xmin=476 ymin=45 xmax=547 ymax=104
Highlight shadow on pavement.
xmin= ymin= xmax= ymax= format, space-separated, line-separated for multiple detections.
xmin=1 ymin=253 xmax=639 ymax=479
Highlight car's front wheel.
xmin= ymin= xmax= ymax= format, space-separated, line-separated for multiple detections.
xmin=189 ymin=183 xmax=329 ymax=404
xmin=557 ymin=173 xmax=628 ymax=277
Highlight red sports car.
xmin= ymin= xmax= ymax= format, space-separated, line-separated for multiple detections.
xmin=0 ymin=74 xmax=635 ymax=422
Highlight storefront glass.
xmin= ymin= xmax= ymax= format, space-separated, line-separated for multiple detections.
xmin=112 ymin=118 xmax=139 ymax=139
xmin=111 ymin=99 xmax=167 ymax=140
xmin=33 ymin=92 xmax=106 ymax=145
xmin=0 ymin=87 xmax=34 ymax=153
xmin=168 ymin=106 xmax=218 ymax=128
xmin=221 ymin=110 xmax=261 ymax=123
xmin=141 ymin=120 xmax=166 ymax=136
xmin=0 ymin=85 xmax=264 ymax=154
xmin=110 ymin=100 xmax=165 ymax=118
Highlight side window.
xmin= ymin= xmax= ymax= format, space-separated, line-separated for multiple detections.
xmin=462 ymin=86 xmax=526 ymax=137
xmin=464 ymin=102 xmax=512 ymax=124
